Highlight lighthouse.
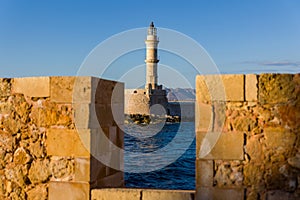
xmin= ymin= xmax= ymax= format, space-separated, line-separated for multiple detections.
xmin=145 ymin=22 xmax=159 ymax=92
xmin=124 ymin=22 xmax=168 ymax=116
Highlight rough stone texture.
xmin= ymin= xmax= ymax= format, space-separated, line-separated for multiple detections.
xmin=28 ymin=159 xmax=51 ymax=184
xmin=12 ymin=77 xmax=50 ymax=97
xmin=196 ymin=73 xmax=300 ymax=199
xmin=0 ymin=76 xmax=124 ymax=200
xmin=264 ymin=127 xmax=296 ymax=158
xmin=214 ymin=160 xmax=243 ymax=187
xmin=50 ymin=157 xmax=74 ymax=181
xmin=0 ymin=78 xmax=11 ymax=97
xmin=50 ymin=76 xmax=75 ymax=103
xmin=27 ymin=184 xmax=48 ymax=200
xmin=197 ymin=132 xmax=244 ymax=160
xmin=196 ymin=160 xmax=213 ymax=187
xmin=27 ymin=185 xmax=48 ymax=200
xmin=259 ymin=74 xmax=297 ymax=104
xmin=125 ymin=89 xmax=150 ymax=115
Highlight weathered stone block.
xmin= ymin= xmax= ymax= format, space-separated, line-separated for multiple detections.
xmin=0 ymin=78 xmax=11 ymax=97
xmin=49 ymin=181 xmax=90 ymax=200
xmin=94 ymin=79 xmax=122 ymax=104
xmin=5 ymin=164 xmax=27 ymax=187
xmin=196 ymin=160 xmax=214 ymax=187
xmin=196 ymin=74 xmax=244 ymax=102
xmin=13 ymin=147 xmax=31 ymax=164
xmin=72 ymin=77 xmax=93 ymax=103
xmin=30 ymin=100 xmax=59 ymax=127
xmin=28 ymin=159 xmax=51 ymax=184
xmin=264 ymin=127 xmax=296 ymax=155
xmin=277 ymin=103 xmax=300 ymax=130
xmin=73 ymin=103 xmax=95 ymax=129
xmin=243 ymin=162 xmax=264 ymax=187
xmin=26 ymin=184 xmax=48 ymax=200
xmin=266 ymin=190 xmax=296 ymax=200
xmin=0 ymin=130 xmax=13 ymax=152
xmin=74 ymin=103 xmax=115 ymax=129
xmin=222 ymin=74 xmax=244 ymax=101
xmin=195 ymin=103 xmax=213 ymax=132
xmin=46 ymin=129 xmax=90 ymax=157
xmin=213 ymin=102 xmax=226 ymax=132
xmin=50 ymin=157 xmax=75 ymax=181
xmin=50 ymin=76 xmax=75 ymax=103
xmin=72 ymin=77 xmax=122 ymax=104
xmin=74 ymin=157 xmax=90 ymax=182
xmin=196 ymin=187 xmax=244 ymax=200
xmin=246 ymin=74 xmax=258 ymax=101
xmin=143 ymin=189 xmax=194 ymax=200
xmin=91 ymin=189 xmax=141 ymax=200
xmin=12 ymin=77 xmax=50 ymax=97
xmin=197 ymin=132 xmax=244 ymax=160
xmin=214 ymin=160 xmax=244 ymax=187
xmin=110 ymin=82 xmax=124 ymax=104
xmin=259 ymin=74 xmax=296 ymax=104
xmin=245 ymin=135 xmax=264 ymax=161
xmin=231 ymin=115 xmax=257 ymax=132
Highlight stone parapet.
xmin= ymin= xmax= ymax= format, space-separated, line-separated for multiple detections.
xmin=196 ymin=73 xmax=300 ymax=199
xmin=0 ymin=76 xmax=124 ymax=200
xmin=91 ymin=189 xmax=195 ymax=200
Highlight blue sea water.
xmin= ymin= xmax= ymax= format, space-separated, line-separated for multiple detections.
xmin=124 ymin=122 xmax=195 ymax=190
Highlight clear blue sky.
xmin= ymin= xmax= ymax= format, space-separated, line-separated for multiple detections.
xmin=0 ymin=0 xmax=299 ymax=88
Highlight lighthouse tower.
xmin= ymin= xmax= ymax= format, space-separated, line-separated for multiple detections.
xmin=124 ymin=22 xmax=168 ymax=116
xmin=145 ymin=22 xmax=159 ymax=92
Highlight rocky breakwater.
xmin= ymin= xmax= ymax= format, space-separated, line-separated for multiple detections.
xmin=125 ymin=114 xmax=180 ymax=124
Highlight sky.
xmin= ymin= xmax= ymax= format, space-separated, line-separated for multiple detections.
xmin=0 ymin=0 xmax=299 ymax=88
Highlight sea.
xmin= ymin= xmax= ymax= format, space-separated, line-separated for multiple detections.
xmin=124 ymin=122 xmax=195 ymax=190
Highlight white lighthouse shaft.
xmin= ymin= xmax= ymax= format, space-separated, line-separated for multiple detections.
xmin=145 ymin=22 xmax=159 ymax=91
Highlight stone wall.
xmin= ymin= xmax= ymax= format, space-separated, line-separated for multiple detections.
xmin=2 ymin=74 xmax=299 ymax=200
xmin=196 ymin=74 xmax=300 ymax=199
xmin=0 ymin=76 xmax=124 ymax=200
